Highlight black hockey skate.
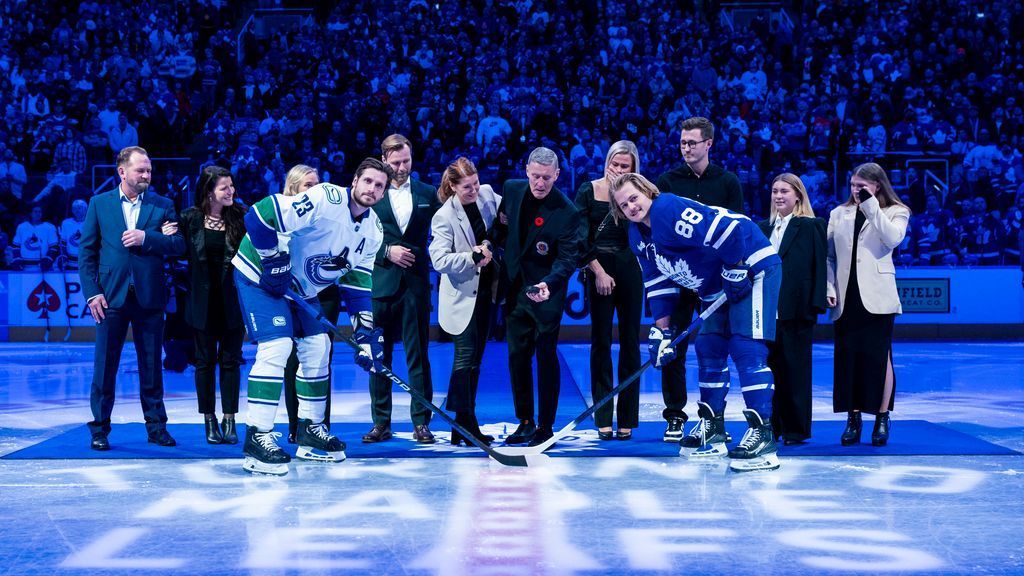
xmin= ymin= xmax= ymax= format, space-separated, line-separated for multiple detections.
xmin=679 ymin=402 xmax=730 ymax=458
xmin=728 ymin=409 xmax=780 ymax=472
xmin=295 ymin=418 xmax=347 ymax=462
xmin=243 ymin=427 xmax=291 ymax=476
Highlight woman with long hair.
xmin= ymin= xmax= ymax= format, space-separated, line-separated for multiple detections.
xmin=428 ymin=157 xmax=501 ymax=445
xmin=826 ymin=163 xmax=911 ymax=447
xmin=758 ymin=173 xmax=827 ymax=445
xmin=180 ymin=166 xmax=248 ymax=443
xmin=574 ymin=140 xmax=644 ymax=440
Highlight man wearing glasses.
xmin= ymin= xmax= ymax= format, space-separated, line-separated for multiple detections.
xmin=652 ymin=116 xmax=745 ymax=443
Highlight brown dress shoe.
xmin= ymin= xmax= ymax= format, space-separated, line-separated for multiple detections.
xmin=362 ymin=423 xmax=392 ymax=443
xmin=412 ymin=424 xmax=436 ymax=444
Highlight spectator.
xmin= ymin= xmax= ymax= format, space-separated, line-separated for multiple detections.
xmin=59 ymin=199 xmax=88 ymax=270
xmin=8 ymin=204 xmax=58 ymax=271
xmin=107 ymin=113 xmax=139 ymax=154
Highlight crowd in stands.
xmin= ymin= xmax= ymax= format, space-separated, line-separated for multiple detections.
xmin=0 ymin=0 xmax=1022 ymax=270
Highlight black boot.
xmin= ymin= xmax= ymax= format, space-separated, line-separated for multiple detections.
xmin=221 ymin=415 xmax=238 ymax=444
xmin=205 ymin=414 xmax=225 ymax=444
xmin=841 ymin=411 xmax=862 ymax=446
xmin=872 ymin=412 xmax=890 ymax=446
xmin=468 ymin=412 xmax=494 ymax=445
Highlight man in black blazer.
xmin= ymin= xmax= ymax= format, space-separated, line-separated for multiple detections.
xmin=758 ymin=194 xmax=827 ymax=444
xmin=79 ymin=146 xmax=185 ymax=450
xmin=494 ymin=147 xmax=582 ymax=446
xmin=366 ymin=134 xmax=441 ymax=444
xmin=653 ymin=116 xmax=745 ymax=442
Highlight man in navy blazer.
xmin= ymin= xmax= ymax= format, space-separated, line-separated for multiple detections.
xmin=79 ymin=146 xmax=185 ymax=450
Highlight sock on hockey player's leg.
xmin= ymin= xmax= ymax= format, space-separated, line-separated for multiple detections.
xmin=729 ymin=335 xmax=774 ymax=420
xmin=295 ymin=334 xmax=331 ymax=424
xmin=245 ymin=337 xmax=291 ymax=431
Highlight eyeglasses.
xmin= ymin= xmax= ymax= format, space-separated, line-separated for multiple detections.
xmin=680 ymin=139 xmax=710 ymax=149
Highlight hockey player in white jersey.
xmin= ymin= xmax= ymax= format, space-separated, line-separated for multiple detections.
xmin=232 ymin=158 xmax=389 ymax=475
xmin=610 ymin=173 xmax=783 ymax=472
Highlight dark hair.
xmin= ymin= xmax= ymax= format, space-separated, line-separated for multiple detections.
xmin=196 ymin=165 xmax=247 ymax=247
xmin=847 ymin=162 xmax=911 ymax=213
xmin=354 ymin=157 xmax=394 ymax=189
xmin=679 ymin=117 xmax=715 ymax=140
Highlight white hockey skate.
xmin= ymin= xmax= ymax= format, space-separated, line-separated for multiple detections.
xmin=294 ymin=419 xmax=347 ymax=463
xmin=679 ymin=402 xmax=729 ymax=458
xmin=728 ymin=409 xmax=781 ymax=472
xmin=243 ymin=427 xmax=290 ymax=476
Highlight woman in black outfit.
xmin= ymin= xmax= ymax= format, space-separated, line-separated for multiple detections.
xmin=757 ymin=173 xmax=827 ymax=445
xmin=180 ymin=166 xmax=247 ymax=444
xmin=574 ymin=140 xmax=644 ymax=440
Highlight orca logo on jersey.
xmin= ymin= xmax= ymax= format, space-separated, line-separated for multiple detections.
xmin=304 ymin=252 xmax=353 ymax=286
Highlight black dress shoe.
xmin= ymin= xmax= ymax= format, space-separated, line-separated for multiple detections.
xmin=616 ymin=429 xmax=633 ymax=441
xmin=527 ymin=426 xmax=554 ymax=447
xmin=783 ymin=436 xmax=808 ymax=446
xmin=872 ymin=412 xmax=891 ymax=446
xmin=597 ymin=429 xmax=615 ymax=441
xmin=504 ymin=419 xmax=536 ymax=445
xmin=91 ymin=434 xmax=109 ymax=451
xmin=412 ymin=424 xmax=436 ymax=444
xmin=362 ymin=423 xmax=392 ymax=443
xmin=451 ymin=428 xmax=494 ymax=446
xmin=147 ymin=429 xmax=176 ymax=447
xmin=221 ymin=416 xmax=238 ymax=445
xmin=204 ymin=415 xmax=225 ymax=444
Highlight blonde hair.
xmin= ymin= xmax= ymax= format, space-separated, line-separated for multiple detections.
xmin=847 ymin=162 xmax=911 ymax=213
xmin=283 ymin=164 xmax=317 ymax=196
xmin=769 ymin=173 xmax=816 ymax=224
xmin=608 ymin=173 xmax=660 ymax=224
xmin=604 ymin=140 xmax=640 ymax=176
xmin=437 ymin=157 xmax=478 ymax=203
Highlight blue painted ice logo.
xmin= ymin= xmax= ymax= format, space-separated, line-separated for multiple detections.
xmin=304 ymin=253 xmax=352 ymax=286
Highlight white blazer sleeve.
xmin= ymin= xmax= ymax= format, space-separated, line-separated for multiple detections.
xmin=826 ymin=210 xmax=838 ymax=299
xmin=860 ymin=196 xmax=909 ymax=250
xmin=429 ymin=206 xmax=476 ymax=276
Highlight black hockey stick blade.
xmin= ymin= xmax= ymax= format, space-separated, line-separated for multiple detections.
xmin=286 ymin=290 xmax=533 ymax=467
xmin=496 ymin=293 xmax=728 ymax=456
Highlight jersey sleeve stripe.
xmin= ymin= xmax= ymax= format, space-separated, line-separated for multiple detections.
xmin=703 ymin=211 xmax=726 ymax=246
xmin=271 ymin=195 xmax=287 ymax=233
xmin=711 ymin=220 xmax=739 ymax=249
xmin=644 ymin=274 xmax=669 ymax=288
xmin=745 ymin=246 xmax=775 ymax=267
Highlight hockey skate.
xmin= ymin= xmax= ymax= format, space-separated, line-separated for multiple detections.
xmin=243 ymin=427 xmax=291 ymax=476
xmin=679 ymin=402 xmax=729 ymax=458
xmin=295 ymin=418 xmax=347 ymax=463
xmin=728 ymin=409 xmax=780 ymax=472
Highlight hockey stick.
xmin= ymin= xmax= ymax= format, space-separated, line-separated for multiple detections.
xmin=498 ymin=293 xmax=728 ymax=456
xmin=286 ymin=290 xmax=536 ymax=468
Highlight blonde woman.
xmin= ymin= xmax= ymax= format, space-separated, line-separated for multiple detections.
xmin=757 ymin=173 xmax=827 ymax=445
xmin=826 ymin=163 xmax=911 ymax=447
xmin=429 ymin=157 xmax=500 ymax=445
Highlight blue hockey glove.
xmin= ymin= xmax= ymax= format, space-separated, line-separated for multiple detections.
xmin=648 ymin=326 xmax=678 ymax=369
xmin=721 ymin=266 xmax=751 ymax=304
xmin=353 ymin=327 xmax=385 ymax=373
xmin=259 ymin=252 xmax=292 ymax=297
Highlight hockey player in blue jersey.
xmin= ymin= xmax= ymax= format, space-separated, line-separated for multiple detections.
xmin=231 ymin=158 xmax=390 ymax=475
xmin=610 ymin=173 xmax=783 ymax=471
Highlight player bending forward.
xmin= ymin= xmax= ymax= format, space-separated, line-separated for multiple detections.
xmin=610 ymin=173 xmax=782 ymax=472
xmin=232 ymin=158 xmax=389 ymax=475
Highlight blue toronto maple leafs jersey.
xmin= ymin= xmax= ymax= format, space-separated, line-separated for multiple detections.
xmin=628 ymin=194 xmax=780 ymax=320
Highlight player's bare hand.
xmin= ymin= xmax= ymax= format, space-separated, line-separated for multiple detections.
xmin=88 ymin=295 xmax=108 ymax=323
xmin=527 ymin=282 xmax=550 ymax=303
xmin=161 ymin=221 xmax=178 ymax=236
xmin=122 ymin=229 xmax=145 ymax=248
xmin=388 ymin=245 xmax=416 ymax=268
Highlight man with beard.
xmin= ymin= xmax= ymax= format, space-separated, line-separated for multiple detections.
xmin=231 ymin=158 xmax=390 ymax=475
xmin=79 ymin=147 xmax=185 ymax=451
xmin=364 ymin=134 xmax=442 ymax=444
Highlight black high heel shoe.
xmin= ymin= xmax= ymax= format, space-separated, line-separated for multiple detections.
xmin=872 ymin=412 xmax=890 ymax=446
xmin=841 ymin=411 xmax=862 ymax=446
xmin=220 ymin=414 xmax=238 ymax=444
xmin=597 ymin=429 xmax=615 ymax=441
xmin=451 ymin=427 xmax=494 ymax=446
xmin=205 ymin=414 xmax=225 ymax=444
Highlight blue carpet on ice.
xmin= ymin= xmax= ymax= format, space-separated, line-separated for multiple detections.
xmin=3 ymin=419 xmax=1017 ymax=459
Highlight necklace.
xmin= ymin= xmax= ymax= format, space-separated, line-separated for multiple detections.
xmin=204 ymin=214 xmax=225 ymax=231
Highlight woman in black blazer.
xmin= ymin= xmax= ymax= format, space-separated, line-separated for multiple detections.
xmin=179 ymin=166 xmax=248 ymax=444
xmin=757 ymin=173 xmax=827 ymax=445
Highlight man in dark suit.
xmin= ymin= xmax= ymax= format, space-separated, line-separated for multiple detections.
xmin=494 ymin=147 xmax=582 ymax=446
xmin=365 ymin=134 xmax=441 ymax=444
xmin=654 ymin=116 xmax=745 ymax=442
xmin=79 ymin=146 xmax=185 ymax=450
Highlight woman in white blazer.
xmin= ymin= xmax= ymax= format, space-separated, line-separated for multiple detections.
xmin=826 ymin=162 xmax=910 ymax=447
xmin=429 ymin=157 xmax=501 ymax=446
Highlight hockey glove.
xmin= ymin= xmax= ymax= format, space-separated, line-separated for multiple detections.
xmin=259 ymin=252 xmax=292 ymax=297
xmin=721 ymin=266 xmax=751 ymax=304
xmin=353 ymin=327 xmax=385 ymax=373
xmin=648 ymin=326 xmax=678 ymax=369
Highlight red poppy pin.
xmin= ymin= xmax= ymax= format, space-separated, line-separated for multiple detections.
xmin=534 ymin=216 xmax=544 ymax=227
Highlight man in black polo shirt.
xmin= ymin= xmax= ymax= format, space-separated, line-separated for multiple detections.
xmin=653 ymin=116 xmax=745 ymax=442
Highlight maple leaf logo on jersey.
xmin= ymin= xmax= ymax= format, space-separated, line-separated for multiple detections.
xmin=654 ymin=253 xmax=703 ymax=290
